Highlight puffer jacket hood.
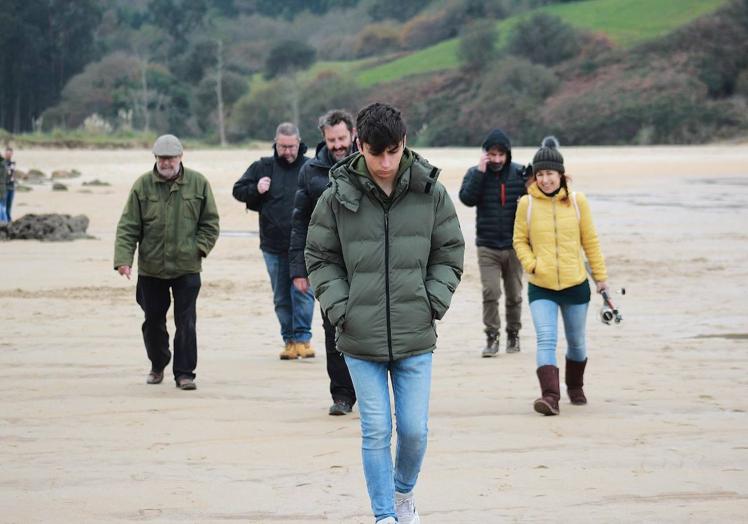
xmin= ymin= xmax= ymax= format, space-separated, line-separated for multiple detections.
xmin=482 ymin=128 xmax=513 ymax=166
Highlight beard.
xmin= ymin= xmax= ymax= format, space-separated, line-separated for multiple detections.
xmin=487 ymin=161 xmax=504 ymax=173
xmin=330 ymin=146 xmax=350 ymax=162
xmin=157 ymin=164 xmax=180 ymax=179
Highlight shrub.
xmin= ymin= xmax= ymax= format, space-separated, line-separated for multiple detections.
xmin=508 ymin=13 xmax=581 ymax=66
xmin=458 ymin=20 xmax=499 ymax=71
xmin=353 ymin=23 xmax=402 ymax=58
xmin=264 ymin=40 xmax=316 ymax=79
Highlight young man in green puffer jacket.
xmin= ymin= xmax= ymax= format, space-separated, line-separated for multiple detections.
xmin=305 ymin=103 xmax=464 ymax=524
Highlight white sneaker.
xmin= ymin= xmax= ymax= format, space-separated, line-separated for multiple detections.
xmin=395 ymin=490 xmax=421 ymax=524
xmin=376 ymin=518 xmax=397 ymax=524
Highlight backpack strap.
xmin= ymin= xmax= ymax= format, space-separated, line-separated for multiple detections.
xmin=526 ymin=192 xmax=580 ymax=244
xmin=570 ymin=191 xmax=580 ymax=221
xmin=526 ymin=194 xmax=533 ymax=244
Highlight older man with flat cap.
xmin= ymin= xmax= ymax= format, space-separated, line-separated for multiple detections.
xmin=114 ymin=134 xmax=220 ymax=390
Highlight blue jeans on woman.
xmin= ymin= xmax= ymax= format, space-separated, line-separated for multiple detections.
xmin=529 ymin=299 xmax=588 ymax=367
xmin=262 ymin=250 xmax=314 ymax=343
xmin=344 ymin=352 xmax=432 ymax=522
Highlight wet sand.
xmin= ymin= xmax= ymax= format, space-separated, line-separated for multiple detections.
xmin=1 ymin=146 xmax=747 ymax=523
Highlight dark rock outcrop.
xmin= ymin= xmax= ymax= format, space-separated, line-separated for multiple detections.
xmin=0 ymin=214 xmax=91 ymax=241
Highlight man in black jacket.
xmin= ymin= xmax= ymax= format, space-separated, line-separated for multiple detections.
xmin=233 ymin=122 xmax=315 ymax=360
xmin=459 ymin=128 xmax=528 ymax=357
xmin=289 ymin=109 xmax=357 ymax=415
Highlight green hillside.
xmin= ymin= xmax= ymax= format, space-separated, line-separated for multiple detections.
xmin=352 ymin=0 xmax=730 ymax=87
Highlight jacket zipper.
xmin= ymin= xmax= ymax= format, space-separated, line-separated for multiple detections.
xmin=553 ymin=198 xmax=561 ymax=288
xmin=384 ymin=209 xmax=393 ymax=361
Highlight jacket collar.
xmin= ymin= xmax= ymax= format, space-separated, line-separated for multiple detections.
xmin=329 ymin=148 xmax=440 ymax=213
xmin=151 ymin=163 xmax=185 ymax=184
xmin=528 ymin=181 xmax=568 ymax=200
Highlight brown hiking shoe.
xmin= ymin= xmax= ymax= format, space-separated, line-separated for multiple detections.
xmin=279 ymin=342 xmax=299 ymax=360
xmin=295 ymin=341 xmax=315 ymax=359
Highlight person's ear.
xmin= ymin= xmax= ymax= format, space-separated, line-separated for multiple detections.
xmin=403 ymin=135 xmax=407 ymax=147
xmin=356 ymin=138 xmax=362 ymax=152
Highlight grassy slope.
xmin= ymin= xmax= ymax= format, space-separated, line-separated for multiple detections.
xmin=353 ymin=0 xmax=730 ymax=87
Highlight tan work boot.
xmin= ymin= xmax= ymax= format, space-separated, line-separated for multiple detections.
xmin=279 ymin=342 xmax=298 ymax=360
xmin=295 ymin=341 xmax=315 ymax=358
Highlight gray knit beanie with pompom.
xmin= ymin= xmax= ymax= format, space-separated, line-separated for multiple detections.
xmin=532 ymin=136 xmax=564 ymax=174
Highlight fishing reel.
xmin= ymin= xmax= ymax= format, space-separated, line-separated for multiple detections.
xmin=599 ymin=288 xmax=624 ymax=325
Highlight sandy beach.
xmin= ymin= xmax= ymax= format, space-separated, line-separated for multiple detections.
xmin=1 ymin=145 xmax=747 ymax=523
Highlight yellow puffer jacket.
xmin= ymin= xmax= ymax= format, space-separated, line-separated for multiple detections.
xmin=513 ymin=183 xmax=606 ymax=290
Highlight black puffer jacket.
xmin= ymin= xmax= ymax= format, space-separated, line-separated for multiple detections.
xmin=459 ymin=130 xmax=527 ymax=250
xmin=232 ymin=143 xmax=309 ymax=254
xmin=289 ymin=142 xmax=340 ymax=279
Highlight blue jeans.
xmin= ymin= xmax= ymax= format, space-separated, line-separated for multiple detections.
xmin=262 ymin=250 xmax=314 ymax=343
xmin=5 ymin=188 xmax=14 ymax=221
xmin=344 ymin=352 xmax=432 ymax=522
xmin=529 ymin=299 xmax=588 ymax=367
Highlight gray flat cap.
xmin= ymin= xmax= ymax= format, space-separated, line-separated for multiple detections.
xmin=152 ymin=134 xmax=183 ymax=156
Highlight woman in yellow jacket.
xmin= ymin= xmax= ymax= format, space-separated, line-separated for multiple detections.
xmin=513 ymin=137 xmax=609 ymax=416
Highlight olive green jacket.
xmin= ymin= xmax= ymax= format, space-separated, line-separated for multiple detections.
xmin=114 ymin=166 xmax=220 ymax=278
xmin=305 ymin=148 xmax=465 ymax=361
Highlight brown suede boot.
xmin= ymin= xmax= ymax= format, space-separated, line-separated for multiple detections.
xmin=279 ymin=342 xmax=298 ymax=360
xmin=534 ymin=365 xmax=560 ymax=416
xmin=565 ymin=358 xmax=588 ymax=405
xmin=295 ymin=341 xmax=315 ymax=359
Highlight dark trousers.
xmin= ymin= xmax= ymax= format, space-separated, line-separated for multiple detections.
xmin=136 ymin=274 xmax=201 ymax=381
xmin=322 ymin=308 xmax=356 ymax=405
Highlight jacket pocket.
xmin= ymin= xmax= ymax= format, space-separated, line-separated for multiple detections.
xmin=182 ymin=192 xmax=204 ymax=221
xmin=141 ymin=194 xmax=161 ymax=223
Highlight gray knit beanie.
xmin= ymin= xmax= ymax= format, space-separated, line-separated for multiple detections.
xmin=532 ymin=136 xmax=564 ymax=174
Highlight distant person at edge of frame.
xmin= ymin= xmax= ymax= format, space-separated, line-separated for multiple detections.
xmin=2 ymin=146 xmax=16 ymax=222
xmin=305 ymin=102 xmax=465 ymax=524
xmin=459 ymin=128 xmax=530 ymax=357
xmin=513 ymin=136 xmax=610 ymax=416
xmin=0 ymin=153 xmax=7 ymax=223
xmin=232 ymin=122 xmax=316 ymax=360
xmin=113 ymin=134 xmax=220 ymax=390
xmin=289 ymin=109 xmax=358 ymax=416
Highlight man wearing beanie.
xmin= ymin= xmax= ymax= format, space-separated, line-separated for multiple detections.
xmin=459 ymin=128 xmax=529 ymax=357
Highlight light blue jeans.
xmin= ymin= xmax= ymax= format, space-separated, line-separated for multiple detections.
xmin=262 ymin=250 xmax=314 ymax=343
xmin=344 ymin=352 xmax=433 ymax=522
xmin=529 ymin=299 xmax=588 ymax=367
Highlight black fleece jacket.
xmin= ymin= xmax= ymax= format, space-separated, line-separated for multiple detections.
xmin=232 ymin=143 xmax=309 ymax=254
xmin=289 ymin=142 xmax=340 ymax=278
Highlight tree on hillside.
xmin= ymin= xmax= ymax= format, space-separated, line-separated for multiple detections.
xmin=195 ymin=42 xmax=248 ymax=144
xmin=366 ymin=0 xmax=432 ymax=20
xmin=508 ymin=13 xmax=581 ymax=66
xmin=263 ymin=40 xmax=316 ymax=79
xmin=458 ymin=19 xmax=498 ymax=71
xmin=41 ymin=52 xmax=188 ymax=134
xmin=0 ymin=0 xmax=102 ymax=132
